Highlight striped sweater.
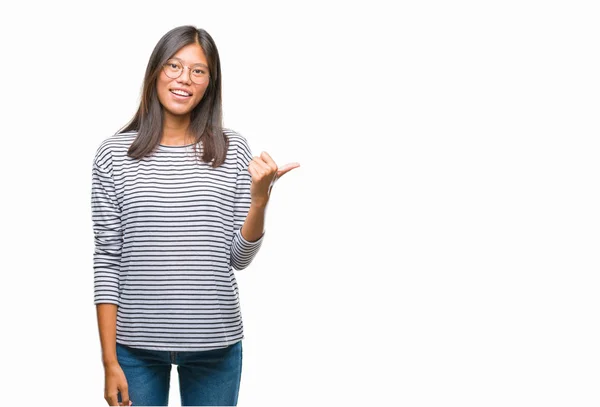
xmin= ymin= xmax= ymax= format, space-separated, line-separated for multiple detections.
xmin=91 ymin=130 xmax=263 ymax=351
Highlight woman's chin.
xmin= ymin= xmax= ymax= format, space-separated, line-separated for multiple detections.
xmin=164 ymin=107 xmax=193 ymax=118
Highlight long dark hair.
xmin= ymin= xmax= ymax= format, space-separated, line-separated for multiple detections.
xmin=120 ymin=25 xmax=227 ymax=167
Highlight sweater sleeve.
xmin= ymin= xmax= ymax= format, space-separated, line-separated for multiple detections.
xmin=230 ymin=137 xmax=264 ymax=270
xmin=91 ymin=146 xmax=123 ymax=305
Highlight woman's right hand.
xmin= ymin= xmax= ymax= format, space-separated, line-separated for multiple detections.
xmin=104 ymin=362 xmax=132 ymax=406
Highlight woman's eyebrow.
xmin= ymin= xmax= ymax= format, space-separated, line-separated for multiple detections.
xmin=169 ymin=57 xmax=208 ymax=69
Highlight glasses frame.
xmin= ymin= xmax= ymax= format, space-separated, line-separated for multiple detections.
xmin=162 ymin=59 xmax=210 ymax=85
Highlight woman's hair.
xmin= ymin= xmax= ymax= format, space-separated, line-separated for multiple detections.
xmin=120 ymin=25 xmax=227 ymax=167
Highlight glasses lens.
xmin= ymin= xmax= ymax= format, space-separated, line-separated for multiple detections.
xmin=164 ymin=60 xmax=182 ymax=79
xmin=190 ymin=67 xmax=209 ymax=84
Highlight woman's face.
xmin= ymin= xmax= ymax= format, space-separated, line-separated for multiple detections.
xmin=156 ymin=42 xmax=210 ymax=120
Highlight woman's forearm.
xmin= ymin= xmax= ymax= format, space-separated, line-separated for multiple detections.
xmin=241 ymin=202 xmax=267 ymax=242
xmin=96 ymin=303 xmax=119 ymax=366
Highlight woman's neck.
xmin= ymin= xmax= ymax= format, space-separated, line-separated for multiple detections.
xmin=161 ymin=114 xmax=194 ymax=146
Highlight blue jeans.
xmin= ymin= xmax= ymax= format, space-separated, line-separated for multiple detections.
xmin=116 ymin=341 xmax=242 ymax=406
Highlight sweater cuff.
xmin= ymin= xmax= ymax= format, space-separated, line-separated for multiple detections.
xmin=235 ymin=227 xmax=265 ymax=247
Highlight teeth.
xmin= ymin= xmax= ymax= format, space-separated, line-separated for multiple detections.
xmin=171 ymin=90 xmax=191 ymax=96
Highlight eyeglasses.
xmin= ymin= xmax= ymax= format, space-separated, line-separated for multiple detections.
xmin=162 ymin=59 xmax=210 ymax=85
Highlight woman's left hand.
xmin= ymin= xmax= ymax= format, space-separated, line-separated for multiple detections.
xmin=248 ymin=151 xmax=300 ymax=207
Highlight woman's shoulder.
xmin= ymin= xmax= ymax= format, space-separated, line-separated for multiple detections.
xmin=223 ymin=129 xmax=252 ymax=156
xmin=94 ymin=131 xmax=138 ymax=162
xmin=223 ymin=129 xmax=254 ymax=169
xmin=223 ymin=128 xmax=249 ymax=146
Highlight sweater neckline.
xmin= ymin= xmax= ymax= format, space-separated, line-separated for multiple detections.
xmin=158 ymin=142 xmax=198 ymax=149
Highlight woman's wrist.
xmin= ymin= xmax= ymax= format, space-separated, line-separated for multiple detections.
xmin=103 ymin=356 xmax=119 ymax=367
xmin=250 ymin=198 xmax=269 ymax=210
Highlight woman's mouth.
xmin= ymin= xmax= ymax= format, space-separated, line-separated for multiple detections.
xmin=170 ymin=89 xmax=192 ymax=98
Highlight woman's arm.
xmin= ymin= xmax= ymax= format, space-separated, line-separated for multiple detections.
xmin=96 ymin=304 xmax=131 ymax=406
xmin=229 ymin=139 xmax=299 ymax=269
xmin=96 ymin=304 xmax=118 ymax=366
xmin=242 ymin=151 xmax=299 ymax=241
xmin=92 ymin=146 xmax=130 ymax=406
xmin=240 ymin=202 xmax=267 ymax=242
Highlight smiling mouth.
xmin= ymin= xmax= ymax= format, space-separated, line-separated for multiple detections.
xmin=170 ymin=89 xmax=192 ymax=97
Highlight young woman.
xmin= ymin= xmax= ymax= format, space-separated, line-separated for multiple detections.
xmin=91 ymin=25 xmax=299 ymax=406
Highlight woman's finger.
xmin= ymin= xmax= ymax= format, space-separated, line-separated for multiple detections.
xmin=248 ymin=161 xmax=261 ymax=179
xmin=252 ymin=156 xmax=272 ymax=173
xmin=259 ymin=151 xmax=278 ymax=171
xmin=276 ymin=162 xmax=301 ymax=178
xmin=105 ymin=392 xmax=118 ymax=406
xmin=119 ymin=386 xmax=130 ymax=407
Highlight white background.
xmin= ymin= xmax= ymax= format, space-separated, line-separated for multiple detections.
xmin=0 ymin=1 xmax=598 ymax=406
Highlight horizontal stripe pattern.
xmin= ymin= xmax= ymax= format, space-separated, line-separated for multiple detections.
xmin=91 ymin=130 xmax=263 ymax=351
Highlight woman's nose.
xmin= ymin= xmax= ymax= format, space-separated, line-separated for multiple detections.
xmin=177 ymin=66 xmax=192 ymax=84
